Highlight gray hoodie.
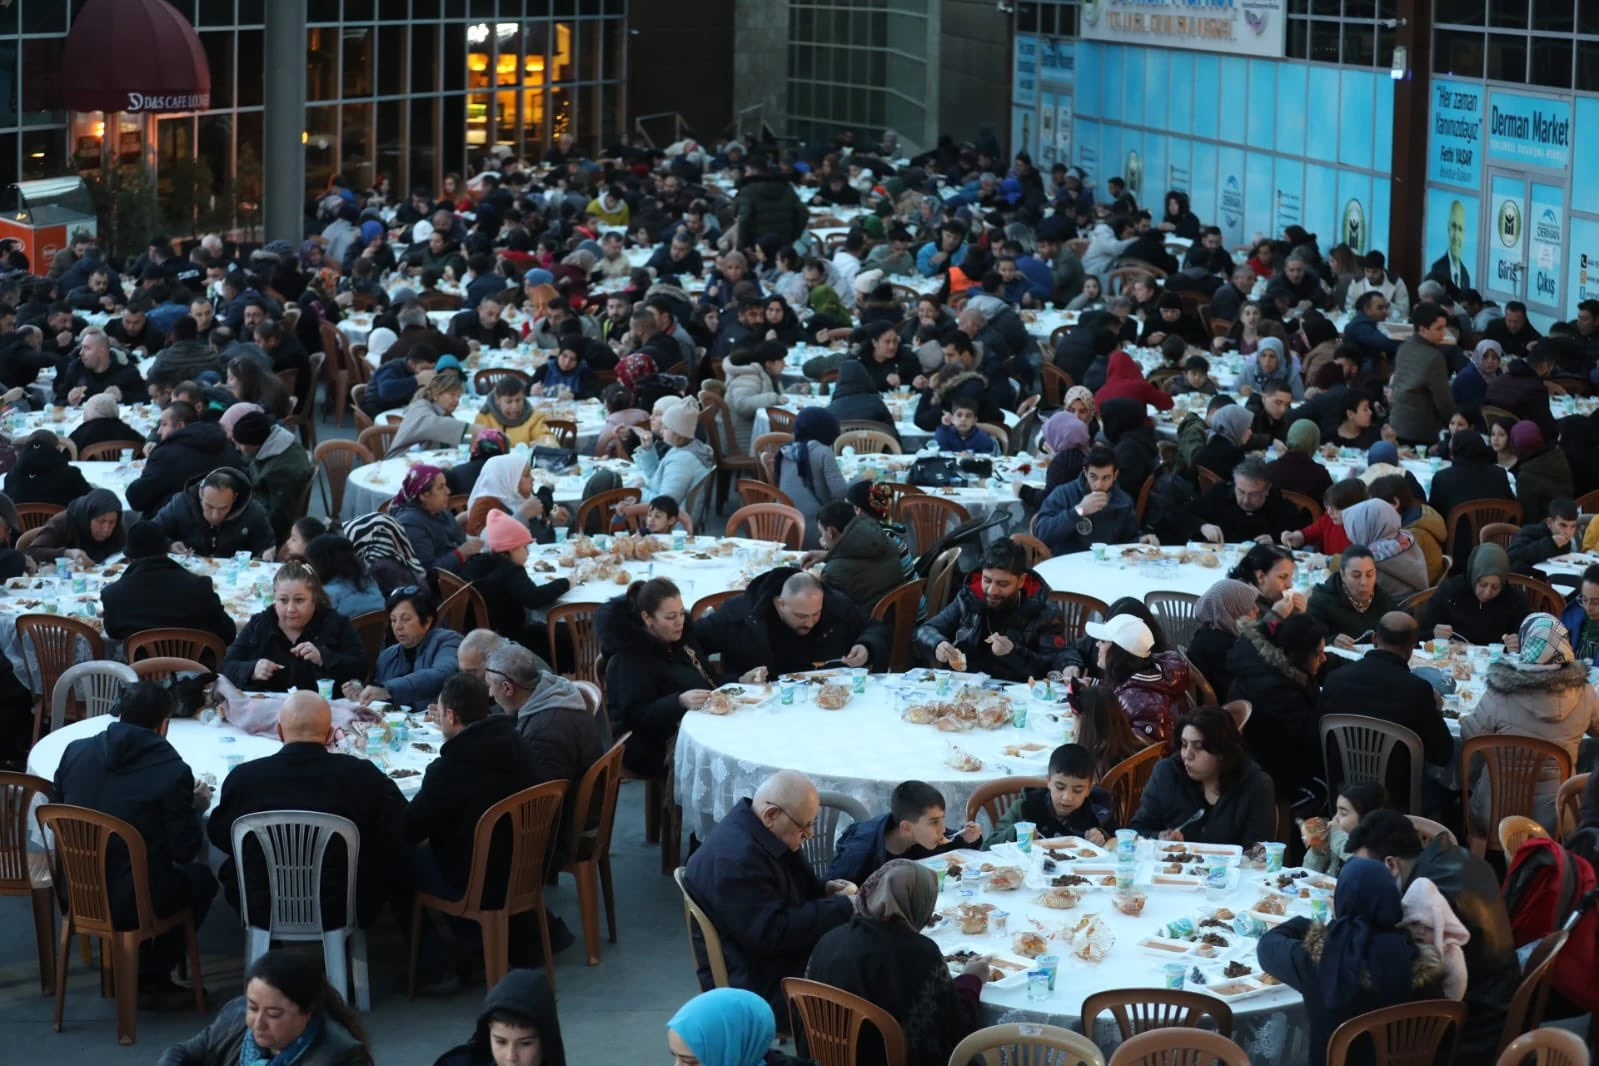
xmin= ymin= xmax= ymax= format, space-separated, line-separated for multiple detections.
xmin=514 ymin=673 xmax=605 ymax=848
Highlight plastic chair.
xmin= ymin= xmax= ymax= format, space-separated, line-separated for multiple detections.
xmin=1496 ymin=928 xmax=1570 ymax=1055
xmin=752 ymin=432 xmax=791 ymax=482
xmin=357 ymin=423 xmax=399 ymax=458
xmin=1011 ymin=533 xmax=1052 ymax=568
xmin=407 ymin=780 xmax=568 ymax=995
xmin=17 ymin=614 xmax=104 ymax=744
xmin=547 ymin=602 xmax=603 ymax=684
xmin=871 ymin=580 xmax=926 ymax=673
xmin=1082 ymin=986 xmax=1234 ymax=1040
xmin=474 ymin=367 xmax=531 ymax=393
xmin=1100 ymin=746 xmax=1165 ymax=829
xmin=349 ymin=609 xmax=389 ymax=680
xmin=1445 ymin=499 xmax=1524 ymax=562
xmin=727 ymin=503 xmax=805 ymax=548
xmin=895 ymin=495 xmax=970 ymax=557
xmin=949 ymin=1022 xmax=1106 ymax=1066
xmin=15 ymin=502 xmax=63 ymax=533
xmin=314 ymin=440 xmax=374 ymax=519
xmin=1041 ymin=363 xmax=1074 ymax=408
xmin=698 ymin=393 xmax=760 ymax=512
xmin=1107 ymin=1028 xmax=1251 ymax=1066
xmin=1494 ymin=1026 xmax=1589 ymax=1066
xmin=131 ymin=657 xmax=207 ymax=686
xmin=1557 ymin=772 xmax=1589 ymax=838
xmin=801 ymin=792 xmax=870 ymax=882
xmin=122 ymin=627 xmax=228 ymax=669
xmin=541 ymin=418 xmax=576 ymax=450
xmin=49 ymin=660 xmax=136 ymax=735
xmin=571 ymin=487 xmax=641 ymax=536
xmin=230 ymin=811 xmax=370 ymax=1011
xmin=78 ymin=439 xmax=145 ymax=461
xmin=1281 ymin=489 xmax=1323 ymax=525
xmin=1 ymin=771 xmax=56 ymax=993
xmin=965 ymin=776 xmax=1049 ymax=833
xmin=1407 ymin=814 xmax=1457 ymax=848
xmin=436 ymin=585 xmax=479 ymax=635
xmin=1320 ymin=714 xmax=1426 ymax=816
xmin=1480 ymin=521 xmax=1520 ymax=551
xmin=35 ymin=803 xmax=206 ymax=1044
xmin=1460 ymin=734 xmax=1573 ymax=857
xmin=976 ymin=422 xmax=1010 ymax=453
xmin=1195 ymin=466 xmax=1221 ymax=491
xmin=835 ymin=429 xmax=901 ymax=455
xmin=783 ymin=977 xmax=907 ymax=1066
xmin=736 ymin=479 xmax=795 ymax=509
xmin=674 ymin=865 xmax=730 ymax=988
xmin=1499 ymin=814 xmax=1549 ymax=857
xmin=691 ymin=590 xmax=740 ymax=620
xmin=1051 ymin=590 xmax=1110 ymax=642
xmin=923 ymin=547 xmax=964 ymax=617
xmin=876 ymin=481 xmax=924 ymax=514
xmin=1326 ymin=999 xmax=1465 ymax=1066
xmin=1509 ymin=573 xmax=1567 ymax=617
xmin=765 ymin=406 xmax=798 ymax=434
xmin=558 ymin=737 xmax=627 ymax=966
xmin=1144 ymin=591 xmax=1200 ymax=649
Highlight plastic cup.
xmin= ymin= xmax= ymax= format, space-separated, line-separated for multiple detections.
xmin=935 ymin=670 xmax=951 ymax=693
xmin=553 ymin=527 xmax=568 ymax=543
xmin=223 ymin=754 xmax=245 ymax=774
xmin=1026 ymin=971 xmax=1050 ymax=1000
xmin=851 ymin=667 xmax=867 ymax=693
xmin=119 ymin=448 xmax=133 ymax=462
xmin=1037 ymin=953 xmax=1060 ymax=991
xmin=1092 ymin=543 xmax=1108 ymax=562
xmin=1115 ymin=861 xmax=1136 ymax=891
xmin=1263 ymin=841 xmax=1287 ymax=872
xmin=1164 ymin=916 xmax=1195 ymax=939
xmin=316 ymin=678 xmax=335 ymax=700
xmin=1309 ymin=891 xmax=1331 ymax=922
xmin=779 ymin=681 xmax=797 ymax=706
xmin=1204 ymin=862 xmax=1230 ymax=900
xmin=1163 ymin=962 xmax=1187 ymax=990
xmin=1115 ymin=828 xmax=1138 ymax=860
xmin=991 ymin=909 xmax=1009 ymax=933
xmin=1013 ymin=821 xmax=1036 ymax=855
xmin=673 ymin=530 xmax=687 ymax=551
xmin=54 ymin=557 xmax=69 ymax=579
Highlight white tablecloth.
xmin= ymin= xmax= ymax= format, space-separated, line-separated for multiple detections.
xmin=6 ymin=403 xmax=160 ymax=443
xmin=1535 ymin=551 xmax=1599 ymax=584
xmin=339 ymin=309 xmax=456 ymax=350
xmin=73 ymin=459 xmax=141 ymax=507
xmin=527 ymin=535 xmax=805 ymax=607
xmin=342 ymin=449 xmax=634 ymax=520
xmin=1035 ymin=546 xmax=1245 ymax=603
xmin=751 ymin=392 xmax=1020 ymax=455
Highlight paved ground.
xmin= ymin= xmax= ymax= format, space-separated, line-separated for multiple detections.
xmin=0 ymin=783 xmax=704 ymax=1061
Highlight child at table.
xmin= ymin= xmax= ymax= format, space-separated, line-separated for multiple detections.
xmin=824 ymin=780 xmax=983 ymax=886
xmin=644 ymin=495 xmax=679 ymax=534
xmin=985 ymin=743 xmax=1117 ymax=848
xmin=1283 ymin=478 xmax=1365 ymax=554
xmin=932 ymin=399 xmax=996 ymax=455
xmin=1301 ymin=781 xmax=1387 ymax=877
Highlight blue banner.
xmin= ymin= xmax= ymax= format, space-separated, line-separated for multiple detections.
xmin=1428 ymin=78 xmax=1482 ymax=189
xmin=1529 ymin=183 xmax=1564 ymax=309
xmin=1245 ymin=151 xmax=1274 ymax=244
xmin=1274 ymin=158 xmax=1304 ymax=236
xmin=1014 ymin=35 xmax=1039 ymax=108
xmin=1486 ymin=175 xmax=1526 ymax=300
xmin=1191 ymin=141 xmax=1219 ymax=240
xmin=1566 ymin=215 xmax=1599 ymax=306
xmin=1486 ymin=90 xmax=1572 ymax=171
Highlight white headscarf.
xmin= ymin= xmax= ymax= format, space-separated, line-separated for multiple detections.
xmin=467 ymin=453 xmax=531 ymax=515
xmin=367 ymin=327 xmax=399 ymax=362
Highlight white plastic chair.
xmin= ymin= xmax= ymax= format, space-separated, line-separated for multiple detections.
xmin=802 ymin=792 xmax=871 ymax=881
xmin=50 ymin=660 xmax=137 ymax=732
xmin=230 ymin=811 xmax=370 ymax=1010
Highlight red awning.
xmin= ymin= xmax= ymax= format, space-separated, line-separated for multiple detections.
xmin=60 ymin=0 xmax=211 ymax=114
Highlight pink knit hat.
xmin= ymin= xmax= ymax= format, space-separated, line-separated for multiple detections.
xmin=483 ymin=508 xmax=533 ymax=553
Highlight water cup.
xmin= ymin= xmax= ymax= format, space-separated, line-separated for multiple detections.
xmin=1037 ymin=953 xmax=1060 ymax=991
xmin=223 ymin=754 xmax=245 ymax=774
xmin=935 ymin=670 xmax=951 ymax=694
xmin=1163 ymin=962 xmax=1187 ymax=990
xmin=1026 ymin=971 xmax=1050 ymax=1001
xmin=1115 ymin=861 xmax=1137 ymax=891
xmin=119 ymin=448 xmax=133 ymax=463
xmin=54 ymin=557 xmax=69 ymax=579
xmin=1014 ymin=821 xmax=1037 ymax=855
xmin=316 ymin=678 xmax=335 ymax=700
xmin=1309 ymin=891 xmax=1331 ymax=922
xmin=851 ymin=667 xmax=867 ymax=694
xmin=1092 ymin=543 xmax=1108 ymax=562
xmin=1416 ymin=444 xmax=1428 ymax=459
xmin=779 ymin=681 xmax=797 ymax=706
xmin=1115 ymin=828 xmax=1139 ymax=861
xmin=1163 ymin=917 xmax=1195 ymax=939
xmin=1204 ymin=862 xmax=1231 ymax=900
xmin=673 ymin=530 xmax=687 ymax=551
xmin=1263 ymin=841 xmax=1287 ymax=872
xmin=1010 ymin=702 xmax=1028 ymax=728
xmin=1490 ymin=642 xmax=1506 ymax=662
xmin=1233 ymin=912 xmax=1268 ymax=937
xmin=991 ymin=909 xmax=1009 ymax=933
xmin=71 ymin=573 xmax=87 ymax=594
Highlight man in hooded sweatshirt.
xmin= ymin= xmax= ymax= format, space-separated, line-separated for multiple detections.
xmin=229 ymin=409 xmax=314 ymax=544
xmin=125 ymin=399 xmax=246 ymax=518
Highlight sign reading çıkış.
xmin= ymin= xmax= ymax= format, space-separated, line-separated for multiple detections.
xmin=1079 ymin=0 xmax=1286 ymax=59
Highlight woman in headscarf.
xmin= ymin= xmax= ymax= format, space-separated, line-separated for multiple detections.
xmin=389 ymin=464 xmax=476 ymax=576
xmin=343 ymin=510 xmax=427 ymax=596
xmin=1267 ymin=419 xmax=1333 ymax=502
xmin=343 ymin=219 xmax=397 ymax=275
xmin=1193 ymin=404 xmax=1253 ymax=482
xmin=774 ymin=407 xmax=846 ymax=548
xmin=16 ymin=487 xmax=126 ymax=565
xmin=666 ymin=988 xmax=812 ymax=1066
xmin=1509 ymin=419 xmax=1574 ymax=528
xmin=3 ymin=429 xmax=93 ymax=507
xmin=1258 ymin=857 xmax=1443 ymax=1066
xmin=1187 ymin=578 xmax=1261 ymax=702
xmin=1418 ymin=541 xmax=1527 ymax=646
xmin=299 ymin=239 xmax=330 ymax=275
xmin=445 ymin=428 xmax=509 ymax=496
xmin=1340 ymin=498 xmax=1429 ymax=599
xmin=1243 ymin=336 xmax=1305 ymax=400
xmin=433 ymin=970 xmax=566 ymax=1066
xmin=1096 ymin=396 xmax=1157 ymax=499
xmin=826 ymin=359 xmax=898 ymax=436
xmin=1463 ymin=612 xmax=1599 ymax=834
xmin=1426 ymin=430 xmax=1515 ymax=546
xmin=805 ymin=860 xmax=983 ymax=1066
xmin=762 ymin=295 xmax=802 ymax=347
xmin=1063 ymin=384 xmax=1099 ymax=437
xmin=68 ymin=392 xmax=144 ymax=453
xmin=845 ymin=479 xmax=914 ymax=579
xmin=472 ymin=373 xmax=556 ymax=448
xmin=1019 ymin=412 xmax=1092 ymax=509
xmin=464 ymin=452 xmax=562 ymax=538
xmin=1452 ymin=339 xmax=1502 ymax=409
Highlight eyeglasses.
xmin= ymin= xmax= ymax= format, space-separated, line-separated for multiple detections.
xmin=764 ymin=802 xmax=816 ymax=837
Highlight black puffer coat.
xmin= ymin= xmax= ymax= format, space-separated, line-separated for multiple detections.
xmin=912 ymin=569 xmax=1067 ymax=681
xmin=695 ymin=566 xmax=890 ymax=680
xmin=596 ymin=592 xmax=717 ymax=776
xmin=1224 ymin=619 xmax=1325 ymax=801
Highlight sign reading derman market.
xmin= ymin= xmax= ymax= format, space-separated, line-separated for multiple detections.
xmin=1079 ymin=0 xmax=1286 ymax=59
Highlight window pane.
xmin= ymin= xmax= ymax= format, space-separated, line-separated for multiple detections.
xmin=307 ymin=28 xmax=339 ymax=102
xmin=412 ymin=23 xmax=439 ymax=94
xmin=1490 ymin=0 xmax=1528 ymax=28
xmin=441 ymin=94 xmax=466 ymax=178
xmin=307 ymin=0 xmax=340 ymax=21
xmin=197 ymin=0 xmax=235 ymax=26
xmin=342 ymin=102 xmax=374 ymax=189
xmin=552 ymin=22 xmax=574 ymax=82
xmin=409 ymin=96 xmax=438 ymax=191
xmin=1532 ymin=0 xmax=1575 ymax=31
xmin=237 ymin=110 xmax=264 ymax=233
xmin=1287 ymin=18 xmax=1310 ymax=59
xmin=239 ymin=0 xmax=264 ymax=23
xmin=21 ymin=128 xmax=65 ymax=181
xmin=1346 ymin=0 xmax=1375 ymax=16
xmin=1581 ymin=0 xmax=1599 ymax=33
xmin=443 ymin=23 xmax=466 ymax=96
xmin=1487 ymin=34 xmax=1528 ymax=80
xmin=381 ymin=0 xmax=409 ymax=17
xmin=1578 ymin=39 xmax=1599 ymax=90
xmin=375 ymin=100 xmax=403 ymax=195
xmin=196 ymin=114 xmax=232 ymax=231
xmin=578 ymin=84 xmax=599 ymax=155
xmin=1343 ymin=22 xmax=1376 ymax=66
xmin=22 ymin=0 xmax=67 ymax=33
xmin=155 ymin=116 xmax=195 ymax=234
xmin=1435 ymin=29 xmax=1484 ymax=76
xmin=347 ymin=0 xmax=376 ymax=18
xmin=1308 ymin=20 xmax=1340 ymax=62
xmin=305 ymin=106 xmax=337 ymax=198
xmin=550 ymin=86 xmax=572 ymax=146
xmin=238 ymin=30 xmax=264 ymax=107
xmin=0 ymin=41 xmax=17 ymax=127
xmin=1437 ymin=0 xmax=1486 ymax=23
xmin=601 ymin=17 xmax=623 ymax=81
xmin=378 ymin=26 xmax=406 ymax=97
xmin=1310 ymin=0 xmax=1339 ymax=15
xmin=21 ymin=39 xmax=63 ymax=124
xmin=200 ymin=32 xmax=234 ymax=110
xmin=1529 ymin=36 xmax=1572 ymax=87
xmin=344 ymin=25 xmax=375 ymax=98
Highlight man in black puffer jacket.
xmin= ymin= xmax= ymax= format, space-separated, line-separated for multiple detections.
xmin=733 ymin=162 xmax=809 ymax=247
xmin=125 ymin=400 xmax=244 ymax=518
xmin=913 ymin=538 xmax=1067 ymax=681
xmin=153 ymin=467 xmax=276 ymax=558
xmin=695 ymin=568 xmax=889 ymax=681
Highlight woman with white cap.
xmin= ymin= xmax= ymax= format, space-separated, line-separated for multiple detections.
xmin=1086 ymin=613 xmax=1191 ymax=747
xmin=631 ymin=397 xmax=714 ymax=515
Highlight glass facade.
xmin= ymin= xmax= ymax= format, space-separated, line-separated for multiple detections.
xmin=0 ymin=0 xmax=627 ymax=233
xmin=785 ymin=0 xmax=930 ymax=148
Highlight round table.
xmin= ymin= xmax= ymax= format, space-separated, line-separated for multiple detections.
xmin=339 ymin=308 xmax=457 ymax=350
xmin=5 ymin=402 xmax=160 ymax=444
xmin=1535 ymin=549 xmax=1599 ymax=584
xmin=72 ymin=459 xmax=142 ymax=507
xmin=527 ymin=535 xmax=806 ymax=607
xmin=833 ymin=452 xmax=1040 ymax=534
xmin=751 ymin=391 xmax=1021 ymax=455
xmin=341 ymin=448 xmax=634 ymax=520
xmin=1034 ymin=545 xmax=1246 ymax=603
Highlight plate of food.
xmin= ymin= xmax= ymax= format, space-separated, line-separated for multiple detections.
xmin=1038 ymin=836 xmax=1109 ymax=859
xmin=1001 ymin=740 xmax=1051 ymax=759
xmin=1157 ymin=841 xmax=1244 ymax=864
xmin=1263 ymin=868 xmax=1336 ymax=896
xmin=1187 ymin=966 xmax=1278 ymax=1001
xmin=1136 ymin=935 xmax=1205 ymax=959
xmin=941 ymin=946 xmax=1031 ymax=988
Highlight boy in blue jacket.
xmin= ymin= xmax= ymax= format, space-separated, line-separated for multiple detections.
xmin=984 ymin=743 xmax=1117 ymax=847
xmin=932 ymin=399 xmax=997 ymax=454
xmin=824 ymin=780 xmax=983 ymax=886
xmin=364 ymin=345 xmax=439 ymax=414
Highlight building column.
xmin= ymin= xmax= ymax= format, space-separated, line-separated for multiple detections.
xmin=1388 ymin=0 xmax=1432 ymax=288
xmin=263 ymin=0 xmax=307 ymax=242
xmin=731 ymin=0 xmax=789 ymax=142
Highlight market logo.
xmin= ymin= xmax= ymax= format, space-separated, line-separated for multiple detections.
xmin=1342 ymin=199 xmax=1366 ymax=255
xmin=1536 ymin=207 xmax=1560 ymax=245
xmin=1244 ymin=9 xmax=1269 ymax=35
xmin=1498 ymin=198 xmax=1522 ymax=247
xmin=1081 ymin=0 xmax=1099 ymax=26
xmin=1221 ymin=176 xmax=1242 ymax=229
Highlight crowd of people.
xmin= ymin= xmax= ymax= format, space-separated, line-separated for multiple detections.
xmin=10 ymin=122 xmax=1599 ymax=1064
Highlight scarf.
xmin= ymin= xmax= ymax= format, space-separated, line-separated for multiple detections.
xmin=469 ymin=428 xmax=509 ymax=461
xmin=391 ymin=464 xmax=444 ymax=510
xmin=616 ymin=352 xmax=657 ymax=390
xmin=344 ymin=511 xmax=426 ymax=581
xmin=1248 ymin=337 xmax=1290 ymax=390
xmin=1042 ymin=412 xmax=1091 ymax=455
xmin=479 ymin=392 xmax=533 ymax=430
xmin=1209 ymin=404 xmax=1253 ymax=447
xmin=1340 ymin=499 xmax=1410 ymax=562
xmin=239 ymin=1013 xmax=324 ymax=1066
xmin=855 ymin=858 xmax=938 ymax=928
xmin=1470 ymin=339 xmax=1502 ymax=376
xmin=780 ymin=407 xmax=840 ymax=494
xmin=1467 ymin=542 xmax=1509 ymax=587
xmin=1194 ymin=579 xmax=1259 ymax=636
xmin=667 ymin=989 xmax=774 ymax=1066
xmin=1514 ymin=612 xmax=1575 ymax=670
xmin=1320 ymin=858 xmax=1416 ymax=1011
xmin=1063 ymin=385 xmax=1096 ymax=418
xmin=1285 ymin=419 xmax=1320 ymax=455
xmin=65 ymin=488 xmax=125 ymax=563
xmin=468 ymin=453 xmax=530 ymax=516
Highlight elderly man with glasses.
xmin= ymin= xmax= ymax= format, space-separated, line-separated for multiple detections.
xmin=1194 ymin=456 xmax=1302 ymax=545
xmin=680 ymin=769 xmax=856 ymax=1022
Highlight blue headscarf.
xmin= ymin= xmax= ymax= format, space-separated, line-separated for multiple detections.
xmin=359 ymin=219 xmax=384 ymax=246
xmin=1366 ymin=440 xmax=1399 ymax=468
xmin=667 ymin=989 xmax=775 ymax=1066
xmin=780 ymin=407 xmax=841 ymax=494
xmin=1318 ymin=857 xmax=1416 ymax=1011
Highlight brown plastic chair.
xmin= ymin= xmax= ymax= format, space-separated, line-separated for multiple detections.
xmin=699 ymin=392 xmax=760 ymax=511
xmin=1281 ymin=489 xmax=1323 ymax=525
xmin=751 ymin=432 xmax=791 ymax=482
xmin=358 ymin=423 xmax=399 ymax=459
xmin=1480 ymin=522 xmax=1520 ymax=552
xmin=835 ymin=429 xmax=902 ymax=455
xmin=1144 ymin=591 xmax=1201 ymax=649
xmin=35 ymin=803 xmax=206 ymax=1044
xmin=1499 ymin=814 xmax=1549 ymax=857
xmin=1107 ymin=1027 xmax=1250 ymax=1066
xmin=558 ymin=736 xmax=627 ymax=966
xmin=438 ymin=583 xmax=488 ymax=635
xmin=1494 ymin=1026 xmax=1588 ymax=1066
xmin=473 ymin=367 xmax=531 ymax=393
xmin=975 ymin=422 xmax=1010 ymax=453
xmin=950 ymin=1022 xmax=1105 ymax=1066
xmin=674 ymin=865 xmax=730 ymax=987
xmin=1082 ymin=987 xmax=1234 ymax=1041
xmin=547 ymin=603 xmax=603 ymax=684
xmin=1321 ymin=714 xmax=1425 ymax=816
xmin=765 ymin=406 xmax=798 ymax=434
xmin=727 ymin=503 xmax=805 ymax=549
xmin=1509 ymin=573 xmax=1567 ymax=617
xmin=407 ymin=779 xmax=567 ymax=995
xmin=1133 ymin=474 xmax=1156 ymax=526
xmin=895 ymin=495 xmax=970 ymax=557
xmin=122 ymin=627 xmax=227 ymax=669
xmin=736 ymin=479 xmax=795 ymax=509
xmin=1050 ymin=591 xmax=1110 ymax=642
xmin=78 ymin=439 xmax=145 ymax=461
xmin=544 ymin=418 xmax=578 ymax=450
xmin=783 ymin=977 xmax=907 ymax=1066
xmin=691 ymin=590 xmax=740 ymax=620
xmin=1326 ymin=999 xmax=1465 ymax=1066
xmin=350 ymin=609 xmax=390 ymax=679
xmin=445 ymin=492 xmax=470 ymax=515
xmin=1040 ymin=363 xmax=1074 ymax=408
xmin=2 ymin=771 xmax=56 ymax=993
xmin=1496 ymin=928 xmax=1570 ymax=1055
xmin=17 ymin=614 xmax=104 ymax=743
xmin=1576 ymin=488 xmax=1599 ymax=515
xmin=1401 ymin=586 xmax=1438 ymax=615
xmin=15 ymin=502 xmax=63 ymax=533
xmin=871 ymin=580 xmax=926 ymax=673
xmin=1011 ymin=533 xmax=1052 ymax=568
xmin=923 ymin=547 xmax=963 ymax=617
xmin=314 ymin=440 xmax=374 ymax=519
xmin=1445 ymin=499 xmax=1524 ymax=562
xmin=1557 ymin=772 xmax=1589 ymax=837
xmin=1195 ymin=466 xmax=1221 ymax=491
xmin=434 ymin=568 xmax=467 ymax=602
xmin=965 ymin=776 xmax=1049 ymax=833
xmin=1460 ymin=734 xmax=1573 ymax=857
xmin=131 ymin=657 xmax=207 ymax=686
xmin=1407 ymin=814 xmax=1457 ymax=848
xmin=571 ymin=487 xmax=641 ymax=536
xmin=1100 ymin=746 xmax=1165 ymax=828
